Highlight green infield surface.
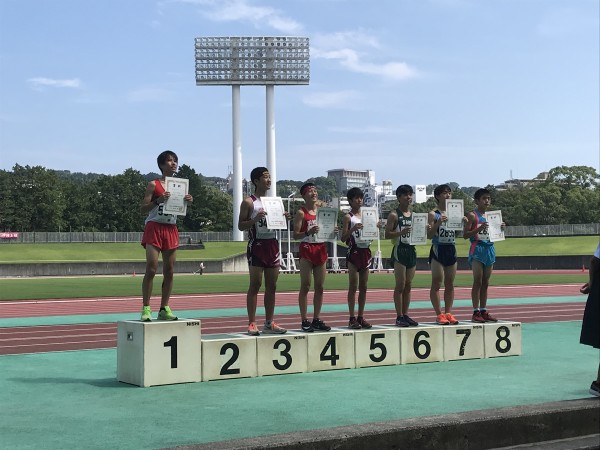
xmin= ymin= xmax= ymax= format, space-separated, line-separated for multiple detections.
xmin=0 ymin=272 xmax=587 ymax=301
xmin=0 ymin=235 xmax=597 ymax=263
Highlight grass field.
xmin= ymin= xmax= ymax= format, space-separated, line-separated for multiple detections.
xmin=0 ymin=236 xmax=594 ymax=301
xmin=0 ymin=236 xmax=597 ymax=263
xmin=0 ymin=272 xmax=587 ymax=301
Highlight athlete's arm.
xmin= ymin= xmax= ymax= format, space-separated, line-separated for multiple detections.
xmin=340 ymin=213 xmax=354 ymax=243
xmin=384 ymin=212 xmax=399 ymax=239
xmin=140 ymin=181 xmax=159 ymax=214
xmin=237 ymin=197 xmax=257 ymax=231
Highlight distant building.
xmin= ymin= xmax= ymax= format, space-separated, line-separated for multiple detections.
xmin=495 ymin=172 xmax=549 ymax=191
xmin=327 ymin=169 xmax=375 ymax=193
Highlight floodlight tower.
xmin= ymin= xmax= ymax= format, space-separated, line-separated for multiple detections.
xmin=195 ymin=36 xmax=310 ymax=241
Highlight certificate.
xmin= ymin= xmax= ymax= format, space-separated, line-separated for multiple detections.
xmin=261 ymin=197 xmax=287 ymax=230
xmin=485 ymin=210 xmax=505 ymax=242
xmin=409 ymin=213 xmax=428 ymax=245
xmin=359 ymin=207 xmax=379 ymax=241
xmin=446 ymin=199 xmax=464 ymax=230
xmin=163 ymin=177 xmax=188 ymax=216
xmin=315 ymin=208 xmax=338 ymax=243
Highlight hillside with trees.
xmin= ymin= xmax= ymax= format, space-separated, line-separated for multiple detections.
xmin=0 ymin=164 xmax=597 ymax=232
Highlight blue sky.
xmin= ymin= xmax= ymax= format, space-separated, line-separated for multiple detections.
xmin=0 ymin=0 xmax=598 ymax=189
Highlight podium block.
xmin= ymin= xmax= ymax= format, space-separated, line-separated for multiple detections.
xmin=483 ymin=321 xmax=522 ymax=358
xmin=400 ymin=324 xmax=444 ymax=364
xmin=117 ymin=319 xmax=201 ymax=387
xmin=256 ymin=332 xmax=308 ymax=376
xmin=354 ymin=326 xmax=400 ymax=368
xmin=307 ymin=329 xmax=355 ymax=372
xmin=443 ymin=323 xmax=484 ymax=361
xmin=201 ymin=334 xmax=257 ymax=381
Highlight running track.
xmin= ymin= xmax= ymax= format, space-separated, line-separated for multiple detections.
xmin=0 ymin=284 xmax=585 ymax=355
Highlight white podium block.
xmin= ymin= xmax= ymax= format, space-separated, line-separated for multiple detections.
xmin=307 ymin=329 xmax=355 ymax=372
xmin=117 ymin=319 xmax=202 ymax=387
xmin=443 ymin=323 xmax=484 ymax=361
xmin=399 ymin=324 xmax=444 ymax=364
xmin=256 ymin=332 xmax=308 ymax=376
xmin=354 ymin=326 xmax=400 ymax=368
xmin=484 ymin=321 xmax=522 ymax=358
xmin=201 ymin=334 xmax=257 ymax=381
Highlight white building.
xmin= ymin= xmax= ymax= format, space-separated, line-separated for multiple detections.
xmin=327 ymin=168 xmax=375 ymax=193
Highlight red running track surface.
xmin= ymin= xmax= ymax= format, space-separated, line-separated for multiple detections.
xmin=0 ymin=284 xmax=585 ymax=355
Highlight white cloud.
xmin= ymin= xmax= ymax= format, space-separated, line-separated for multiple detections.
xmin=312 ymin=31 xmax=418 ymax=81
xmin=302 ymin=90 xmax=360 ymax=109
xmin=169 ymin=0 xmax=303 ymax=33
xmin=27 ymin=77 xmax=82 ymax=90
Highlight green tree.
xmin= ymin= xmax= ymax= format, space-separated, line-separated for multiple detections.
xmin=95 ymin=169 xmax=147 ymax=231
xmin=547 ymin=165 xmax=599 ymax=190
xmin=62 ymin=178 xmax=99 ymax=232
xmin=7 ymin=165 xmax=67 ymax=231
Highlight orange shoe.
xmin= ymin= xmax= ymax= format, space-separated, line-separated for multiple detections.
xmin=247 ymin=322 xmax=260 ymax=336
xmin=436 ymin=313 xmax=449 ymax=325
xmin=445 ymin=313 xmax=459 ymax=325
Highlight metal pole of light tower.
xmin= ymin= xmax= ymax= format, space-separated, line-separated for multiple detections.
xmin=266 ymin=85 xmax=276 ymax=196
xmin=232 ymin=85 xmax=243 ymax=241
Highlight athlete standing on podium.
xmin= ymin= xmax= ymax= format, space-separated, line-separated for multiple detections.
xmin=293 ymin=182 xmax=333 ymax=332
xmin=140 ymin=150 xmax=193 ymax=322
xmin=340 ymin=187 xmax=374 ymax=330
xmin=238 ymin=167 xmax=289 ymax=336
xmin=427 ymin=184 xmax=462 ymax=325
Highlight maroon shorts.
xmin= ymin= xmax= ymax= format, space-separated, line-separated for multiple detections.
xmin=247 ymin=238 xmax=280 ymax=268
xmin=347 ymin=247 xmax=372 ymax=272
xmin=141 ymin=221 xmax=179 ymax=251
xmin=299 ymin=242 xmax=328 ymax=267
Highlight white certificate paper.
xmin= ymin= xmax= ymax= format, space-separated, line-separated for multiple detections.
xmin=409 ymin=213 xmax=428 ymax=245
xmin=485 ymin=210 xmax=505 ymax=242
xmin=163 ymin=177 xmax=188 ymax=216
xmin=359 ymin=207 xmax=379 ymax=241
xmin=261 ymin=197 xmax=287 ymax=230
xmin=446 ymin=199 xmax=464 ymax=230
xmin=315 ymin=208 xmax=338 ymax=243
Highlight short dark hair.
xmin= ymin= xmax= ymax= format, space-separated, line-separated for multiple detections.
xmin=157 ymin=150 xmax=178 ymax=169
xmin=395 ymin=184 xmax=413 ymax=197
xmin=346 ymin=187 xmax=364 ymax=200
xmin=300 ymin=182 xmax=316 ymax=195
xmin=250 ymin=167 xmax=269 ymax=187
xmin=434 ymin=184 xmax=451 ymax=200
xmin=474 ymin=188 xmax=491 ymax=200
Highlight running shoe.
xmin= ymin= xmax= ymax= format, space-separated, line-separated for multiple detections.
xmin=445 ymin=313 xmax=459 ymax=325
xmin=436 ymin=313 xmax=450 ymax=325
xmin=472 ymin=311 xmax=485 ymax=323
xmin=481 ymin=311 xmax=498 ymax=322
xmin=301 ymin=319 xmax=314 ymax=332
xmin=357 ymin=316 xmax=372 ymax=329
xmin=247 ymin=322 xmax=260 ymax=336
xmin=263 ymin=321 xmax=287 ymax=334
xmin=404 ymin=315 xmax=419 ymax=326
xmin=311 ymin=318 xmax=331 ymax=332
xmin=395 ymin=316 xmax=409 ymax=327
xmin=590 ymin=381 xmax=600 ymax=398
xmin=348 ymin=317 xmax=361 ymax=329
xmin=140 ymin=306 xmax=152 ymax=322
xmin=157 ymin=306 xmax=178 ymax=321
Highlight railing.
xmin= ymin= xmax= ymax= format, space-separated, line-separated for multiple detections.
xmin=0 ymin=223 xmax=598 ymax=244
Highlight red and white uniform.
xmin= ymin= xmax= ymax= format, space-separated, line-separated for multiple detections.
xmin=298 ymin=207 xmax=328 ymax=266
xmin=142 ymin=179 xmax=179 ymax=251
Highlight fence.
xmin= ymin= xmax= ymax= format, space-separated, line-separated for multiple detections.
xmin=0 ymin=223 xmax=598 ymax=244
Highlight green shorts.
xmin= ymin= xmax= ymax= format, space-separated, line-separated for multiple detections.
xmin=391 ymin=243 xmax=417 ymax=269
